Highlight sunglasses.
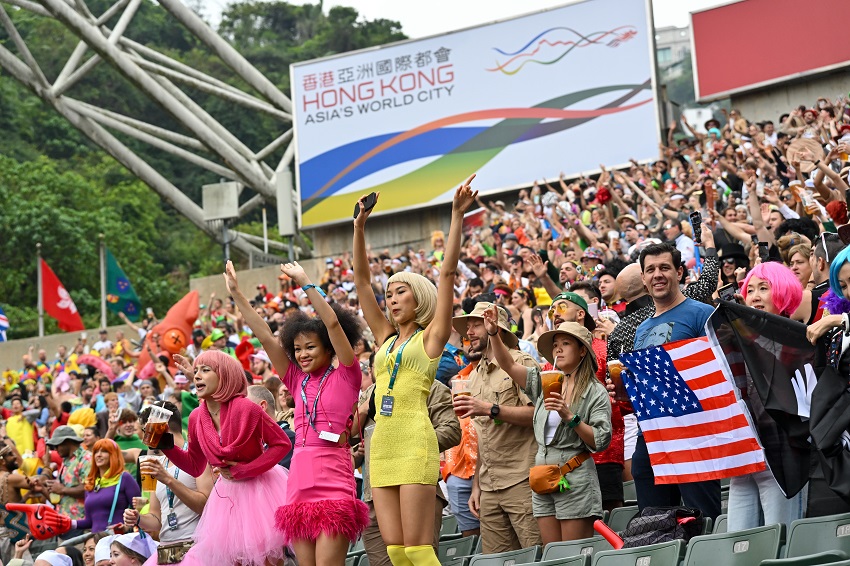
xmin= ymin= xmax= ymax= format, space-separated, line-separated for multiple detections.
xmin=722 ymin=258 xmax=737 ymax=265
xmin=547 ymin=302 xmax=573 ymax=320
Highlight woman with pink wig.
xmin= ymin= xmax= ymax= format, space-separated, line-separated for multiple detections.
xmin=727 ymin=261 xmax=806 ymax=532
xmin=157 ymin=349 xmax=292 ymax=566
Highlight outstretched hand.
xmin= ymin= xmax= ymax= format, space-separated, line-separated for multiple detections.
xmin=224 ymin=260 xmax=239 ymax=296
xmin=527 ymin=254 xmax=549 ymax=278
xmin=482 ymin=305 xmax=500 ymax=337
xmin=280 ymin=261 xmax=309 ymax=287
xmin=453 ymin=174 xmax=478 ymax=214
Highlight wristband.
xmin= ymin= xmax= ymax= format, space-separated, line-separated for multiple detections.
xmin=566 ymin=414 xmax=581 ymax=428
xmin=487 ymin=331 xmax=499 ymax=336
xmin=301 ymin=284 xmax=326 ymax=298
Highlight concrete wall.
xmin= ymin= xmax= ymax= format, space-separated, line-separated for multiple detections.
xmin=0 ymin=325 xmax=133 ymax=372
xmin=731 ymin=72 xmax=850 ymax=123
xmin=304 ymin=202 xmax=453 ymax=258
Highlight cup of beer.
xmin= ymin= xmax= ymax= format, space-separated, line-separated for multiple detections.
xmin=541 ymin=370 xmax=564 ymax=399
xmin=451 ymin=379 xmax=472 ymax=417
xmin=138 ymin=455 xmax=159 ymax=492
xmin=142 ymin=405 xmax=173 ymax=448
xmin=607 ymin=360 xmax=631 ymax=404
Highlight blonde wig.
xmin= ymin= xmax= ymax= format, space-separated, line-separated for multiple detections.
xmin=386 ymin=272 xmax=437 ymax=329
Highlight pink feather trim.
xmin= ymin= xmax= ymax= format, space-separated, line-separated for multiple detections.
xmin=276 ymin=498 xmax=370 ymax=543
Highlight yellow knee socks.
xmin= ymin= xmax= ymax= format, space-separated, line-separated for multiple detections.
xmin=387 ymin=545 xmax=414 ymax=566
xmin=403 ymin=545 xmax=441 ymax=566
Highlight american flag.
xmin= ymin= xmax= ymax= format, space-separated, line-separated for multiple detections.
xmin=620 ymin=336 xmax=766 ymax=484
xmin=0 ymin=306 xmax=8 ymax=342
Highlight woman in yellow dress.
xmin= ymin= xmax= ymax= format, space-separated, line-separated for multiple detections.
xmin=353 ymin=175 xmax=477 ymax=566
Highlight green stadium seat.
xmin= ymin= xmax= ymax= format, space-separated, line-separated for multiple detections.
xmin=592 ymin=539 xmax=685 ymax=566
xmin=608 ymin=505 xmax=639 ymax=533
xmin=785 ymin=512 xmax=850 ymax=558
xmin=713 ymin=514 xmax=727 ymax=534
xmin=358 ymin=554 xmax=371 ymax=566
xmin=542 ymin=536 xmax=614 ymax=560
xmin=467 ymin=546 xmax=539 ymax=566
xmin=474 ymin=536 xmax=482 ymax=555
xmin=537 ymin=556 xmax=590 ymax=566
xmin=702 ymin=517 xmax=713 ymax=535
xmin=350 ymin=539 xmax=365 ymax=553
xmin=760 ymin=550 xmax=849 ymax=566
xmin=683 ymin=523 xmax=786 ymax=566
xmin=623 ymin=481 xmax=636 ymax=504
xmin=441 ymin=557 xmax=470 ymax=566
xmin=441 ymin=515 xmax=459 ymax=538
xmin=439 ymin=536 xmax=477 ymax=563
xmin=345 ymin=556 xmax=358 ymax=566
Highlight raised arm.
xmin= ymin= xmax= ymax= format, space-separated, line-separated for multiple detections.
xmin=224 ymin=260 xmax=290 ymax=377
xmin=281 ymin=261 xmax=355 ymax=367
xmin=353 ymin=193 xmax=396 ymax=346
xmin=424 ymin=174 xmax=477 ymax=359
xmin=482 ymin=306 xmax=529 ymax=388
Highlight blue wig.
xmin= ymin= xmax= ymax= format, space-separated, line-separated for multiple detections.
xmin=828 ymin=245 xmax=850 ymax=299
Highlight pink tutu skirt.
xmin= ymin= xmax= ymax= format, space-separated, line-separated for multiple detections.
xmin=175 ymin=465 xmax=290 ymax=566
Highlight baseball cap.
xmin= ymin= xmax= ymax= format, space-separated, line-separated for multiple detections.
xmin=209 ymin=329 xmax=225 ymax=342
xmin=174 ymin=373 xmax=189 ymax=384
xmin=250 ymin=350 xmax=271 ymax=364
xmin=550 ymin=291 xmax=596 ymax=331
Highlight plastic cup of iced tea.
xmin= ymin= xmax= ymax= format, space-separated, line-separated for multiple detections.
xmin=607 ymin=360 xmax=631 ymax=404
xmin=541 ymin=370 xmax=564 ymax=399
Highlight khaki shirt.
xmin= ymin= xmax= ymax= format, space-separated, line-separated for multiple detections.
xmin=470 ymin=349 xmax=539 ymax=492
xmin=361 ymin=381 xmax=461 ymax=502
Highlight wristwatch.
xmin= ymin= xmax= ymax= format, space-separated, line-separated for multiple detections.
xmin=566 ymin=414 xmax=581 ymax=428
xmin=489 ymin=404 xmax=501 ymax=420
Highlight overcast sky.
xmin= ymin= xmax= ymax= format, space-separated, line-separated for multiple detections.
xmin=199 ymin=0 xmax=728 ymax=35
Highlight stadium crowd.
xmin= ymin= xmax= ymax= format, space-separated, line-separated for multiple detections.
xmin=2 ymin=96 xmax=850 ymax=566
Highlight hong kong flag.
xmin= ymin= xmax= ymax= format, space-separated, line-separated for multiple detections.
xmin=41 ymin=259 xmax=85 ymax=332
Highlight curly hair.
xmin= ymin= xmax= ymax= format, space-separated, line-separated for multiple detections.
xmin=279 ymin=303 xmax=362 ymax=361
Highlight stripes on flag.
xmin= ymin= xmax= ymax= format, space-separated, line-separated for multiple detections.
xmin=621 ymin=336 xmax=766 ymax=484
xmin=0 ymin=306 xmax=8 ymax=342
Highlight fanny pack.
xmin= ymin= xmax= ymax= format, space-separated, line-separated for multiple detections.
xmin=158 ymin=539 xmax=194 ymax=564
xmin=529 ymin=451 xmax=590 ymax=494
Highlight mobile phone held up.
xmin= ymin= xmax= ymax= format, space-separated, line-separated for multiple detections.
xmin=689 ymin=211 xmax=702 ymax=244
xmin=758 ymin=242 xmax=770 ymax=262
xmin=353 ymin=192 xmax=378 ymax=219
xmin=718 ymin=283 xmax=737 ymax=303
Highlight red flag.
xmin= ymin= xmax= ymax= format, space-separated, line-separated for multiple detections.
xmin=40 ymin=259 xmax=85 ymax=332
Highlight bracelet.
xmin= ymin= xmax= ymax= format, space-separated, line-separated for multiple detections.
xmin=301 ymin=284 xmax=326 ymax=298
xmin=487 ymin=331 xmax=499 ymax=336
xmin=814 ymin=160 xmax=822 ymax=166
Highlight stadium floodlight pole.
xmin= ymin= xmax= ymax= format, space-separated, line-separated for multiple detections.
xmin=37 ymin=243 xmax=44 ymax=338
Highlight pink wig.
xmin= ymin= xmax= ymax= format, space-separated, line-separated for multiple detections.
xmin=741 ymin=262 xmax=803 ymax=317
xmin=194 ymin=350 xmax=247 ymax=403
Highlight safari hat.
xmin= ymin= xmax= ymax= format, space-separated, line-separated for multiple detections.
xmin=452 ymin=301 xmax=518 ymax=348
xmin=536 ymin=321 xmax=596 ymax=370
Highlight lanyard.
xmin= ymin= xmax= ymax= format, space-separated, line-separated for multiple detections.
xmin=165 ymin=442 xmax=188 ymax=512
xmin=385 ymin=328 xmax=421 ymax=393
xmin=300 ymin=365 xmax=334 ymax=433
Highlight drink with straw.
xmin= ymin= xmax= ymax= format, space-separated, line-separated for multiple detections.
xmin=142 ymin=405 xmax=173 ymax=448
xmin=607 ymin=359 xmax=632 ymax=405
xmin=541 ymin=370 xmax=564 ymax=399
xmin=451 ymin=379 xmax=472 ymax=417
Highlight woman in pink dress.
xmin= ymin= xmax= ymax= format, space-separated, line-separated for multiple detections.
xmin=225 ymin=260 xmax=369 ymax=566
xmin=157 ymin=348 xmax=291 ymax=566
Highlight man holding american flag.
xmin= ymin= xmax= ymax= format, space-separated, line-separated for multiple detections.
xmin=628 ymin=242 xmax=723 ymax=520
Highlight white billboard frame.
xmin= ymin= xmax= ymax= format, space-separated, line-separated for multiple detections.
xmin=291 ymin=0 xmax=661 ymax=229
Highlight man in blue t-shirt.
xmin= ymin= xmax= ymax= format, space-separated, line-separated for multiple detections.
xmin=631 ymin=243 xmax=721 ymax=520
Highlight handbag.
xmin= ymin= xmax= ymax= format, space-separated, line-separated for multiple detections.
xmin=528 ymin=451 xmax=590 ymax=495
xmin=158 ymin=539 xmax=195 ymax=564
xmin=620 ymin=506 xmax=704 ymax=549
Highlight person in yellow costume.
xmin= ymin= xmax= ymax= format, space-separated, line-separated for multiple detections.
xmin=6 ymin=398 xmax=34 ymax=455
xmin=352 ymin=175 xmax=477 ymax=566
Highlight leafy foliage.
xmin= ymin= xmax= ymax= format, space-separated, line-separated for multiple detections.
xmin=0 ymin=0 xmax=406 ymax=338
